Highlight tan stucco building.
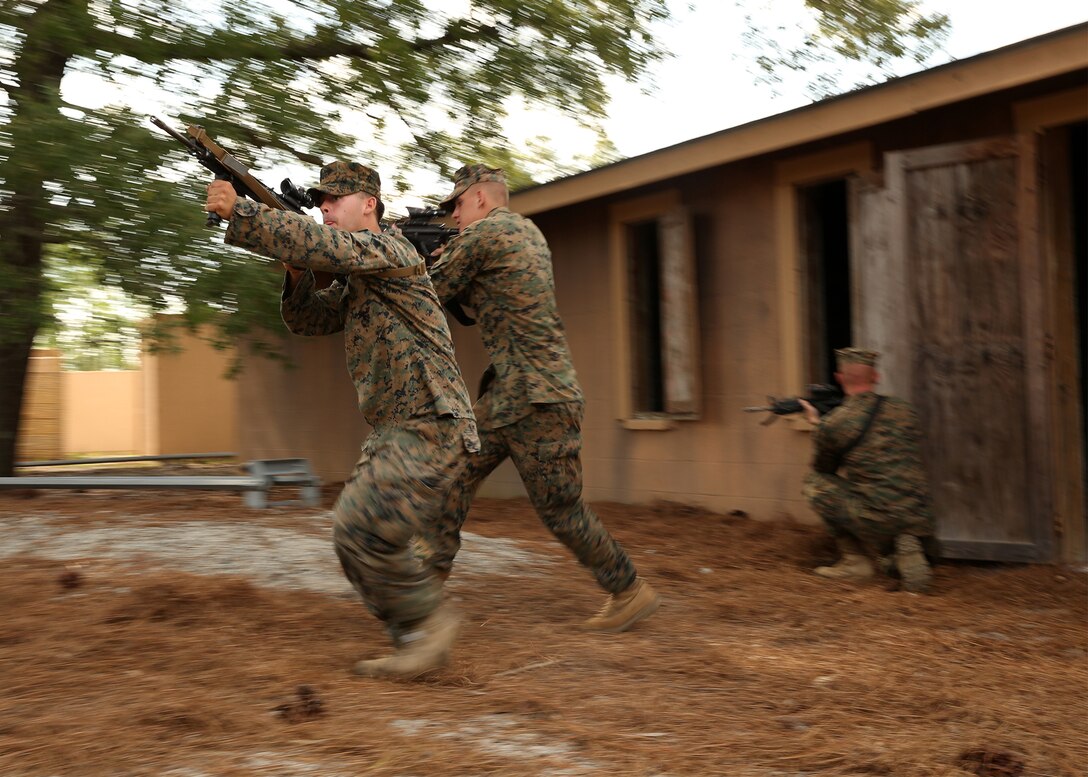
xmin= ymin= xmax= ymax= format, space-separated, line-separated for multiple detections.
xmin=237 ymin=25 xmax=1088 ymax=565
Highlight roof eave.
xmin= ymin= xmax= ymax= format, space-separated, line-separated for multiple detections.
xmin=511 ymin=23 xmax=1088 ymax=216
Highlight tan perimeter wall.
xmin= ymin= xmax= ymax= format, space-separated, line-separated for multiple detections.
xmin=62 ymin=370 xmax=144 ymax=455
xmin=21 ymin=329 xmax=238 ymax=460
xmin=17 ymin=349 xmax=63 ymax=461
xmin=144 ymin=326 xmax=239 ymax=455
xmin=236 ymin=332 xmax=364 ymax=483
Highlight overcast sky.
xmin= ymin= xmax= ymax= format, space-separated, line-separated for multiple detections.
xmin=57 ymin=1 xmax=1088 ymax=208
xmin=518 ymin=0 xmax=1088 ymax=160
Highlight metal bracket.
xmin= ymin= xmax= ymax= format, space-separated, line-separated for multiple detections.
xmin=243 ymin=459 xmax=322 ymax=509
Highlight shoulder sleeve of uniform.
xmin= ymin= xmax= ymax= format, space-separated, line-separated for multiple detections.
xmin=226 ymin=208 xmax=415 ymax=275
xmin=428 ymin=223 xmax=485 ymax=302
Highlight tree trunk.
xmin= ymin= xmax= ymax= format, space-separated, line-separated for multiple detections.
xmin=0 ymin=203 xmax=46 ymax=476
xmin=0 ymin=1 xmax=72 ymax=475
xmin=0 ymin=328 xmax=37 ymax=477
xmin=0 ymin=238 xmax=42 ymax=474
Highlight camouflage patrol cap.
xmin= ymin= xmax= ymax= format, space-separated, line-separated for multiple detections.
xmin=307 ymin=161 xmax=381 ymax=204
xmin=835 ymin=347 xmax=880 ymax=368
xmin=439 ymin=164 xmax=506 ymax=209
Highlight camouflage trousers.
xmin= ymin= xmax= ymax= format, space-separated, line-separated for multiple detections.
xmin=431 ymin=400 xmax=637 ymax=595
xmin=802 ymin=471 xmax=932 ymax=555
xmin=332 ymin=415 xmax=475 ymax=634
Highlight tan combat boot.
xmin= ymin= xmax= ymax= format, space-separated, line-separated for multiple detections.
xmin=894 ymin=534 xmax=933 ymax=593
xmin=582 ymin=577 xmax=660 ymax=633
xmin=353 ymin=602 xmax=460 ymax=679
xmin=814 ymin=537 xmax=874 ymax=581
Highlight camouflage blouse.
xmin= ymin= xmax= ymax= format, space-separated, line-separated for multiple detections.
xmin=225 ymin=200 xmax=476 ymax=433
xmin=428 ymin=207 xmax=582 ymax=429
xmin=813 ymin=391 xmax=935 ymax=532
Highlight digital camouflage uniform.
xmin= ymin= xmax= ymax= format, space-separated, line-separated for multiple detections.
xmin=428 ymin=166 xmax=637 ymax=595
xmin=223 ymin=161 xmax=478 ymax=637
xmin=802 ymin=390 xmax=936 ymax=556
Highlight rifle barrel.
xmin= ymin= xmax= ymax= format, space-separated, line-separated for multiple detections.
xmin=149 ymin=116 xmax=200 ymax=153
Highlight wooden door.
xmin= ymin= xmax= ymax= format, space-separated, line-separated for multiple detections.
xmin=853 ymin=138 xmax=1052 ymax=562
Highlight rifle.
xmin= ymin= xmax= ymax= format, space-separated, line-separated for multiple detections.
xmin=149 ymin=116 xmax=313 ymax=227
xmin=744 ymin=383 xmax=843 ymax=425
xmin=389 ymin=207 xmax=477 ymax=327
xmin=152 ymin=116 xmax=344 ymax=289
xmin=154 ymin=116 xmax=475 ymax=325
xmin=394 ymin=206 xmax=460 ymax=263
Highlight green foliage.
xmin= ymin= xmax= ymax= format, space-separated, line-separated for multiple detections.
xmin=452 ymin=133 xmax=623 ymax=195
xmin=744 ymin=0 xmax=949 ymax=97
xmin=39 ymin=249 xmax=146 ymax=371
xmin=0 ymin=0 xmax=670 ymax=360
xmin=0 ymin=0 xmax=949 ymax=364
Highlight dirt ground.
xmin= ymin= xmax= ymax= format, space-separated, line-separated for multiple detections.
xmin=1 ymin=464 xmax=1085 ymax=777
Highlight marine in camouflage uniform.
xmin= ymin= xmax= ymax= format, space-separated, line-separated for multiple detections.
xmin=207 ymin=162 xmax=478 ymax=675
xmin=801 ymin=347 xmax=936 ymax=592
xmin=426 ymin=164 xmax=659 ymax=632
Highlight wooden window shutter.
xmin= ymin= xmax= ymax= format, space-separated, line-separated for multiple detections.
xmin=658 ymin=206 xmax=700 ymax=415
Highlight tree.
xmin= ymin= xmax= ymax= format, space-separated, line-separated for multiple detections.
xmin=744 ymin=0 xmax=950 ymax=98
xmin=0 ymin=0 xmax=947 ymax=475
xmin=39 ymin=248 xmax=146 ymax=371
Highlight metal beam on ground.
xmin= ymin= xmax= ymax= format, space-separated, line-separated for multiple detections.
xmin=15 ymin=453 xmax=238 ymax=468
xmin=0 ymin=459 xmax=321 ymax=510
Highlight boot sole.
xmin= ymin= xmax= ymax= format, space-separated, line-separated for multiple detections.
xmin=354 ymin=606 xmax=460 ymax=678
xmin=352 ymin=651 xmax=451 ymax=679
xmin=813 ymin=566 xmax=874 ymax=581
xmin=583 ymin=594 xmax=661 ymax=634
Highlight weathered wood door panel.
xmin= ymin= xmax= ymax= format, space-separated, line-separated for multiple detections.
xmin=854 ymin=138 xmax=1051 ymax=562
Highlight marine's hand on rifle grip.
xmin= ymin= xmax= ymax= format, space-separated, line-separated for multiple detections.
xmin=798 ymin=399 xmax=820 ymax=426
xmin=205 ymin=179 xmax=238 ymax=225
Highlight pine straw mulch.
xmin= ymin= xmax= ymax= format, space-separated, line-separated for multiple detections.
xmin=0 ymin=485 xmax=1085 ymax=777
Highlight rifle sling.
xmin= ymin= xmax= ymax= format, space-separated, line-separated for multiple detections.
xmin=370 ymin=263 xmax=426 ymax=280
xmin=838 ymin=394 xmax=885 ymax=463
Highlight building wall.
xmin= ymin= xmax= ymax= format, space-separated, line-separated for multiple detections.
xmin=231 ymin=87 xmax=1057 ymax=514
xmin=143 ymin=327 xmax=240 ymax=456
xmin=17 ymin=349 xmax=63 ymax=462
xmin=515 ymin=74 xmax=1088 ymax=547
xmin=235 ymin=332 xmax=363 ymax=482
xmin=61 ymin=370 xmax=144 ymax=455
xmin=444 ymin=158 xmax=819 ymax=519
xmin=521 ymin=160 xmax=816 ymax=522
xmin=18 ymin=330 xmax=239 ymax=461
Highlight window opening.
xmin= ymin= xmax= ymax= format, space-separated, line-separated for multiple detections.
xmin=627 ymin=220 xmax=665 ymax=413
xmin=799 ymin=179 xmax=852 ymax=384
